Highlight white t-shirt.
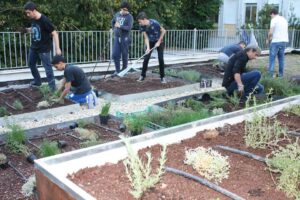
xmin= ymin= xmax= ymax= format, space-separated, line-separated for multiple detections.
xmin=270 ymin=15 xmax=289 ymax=43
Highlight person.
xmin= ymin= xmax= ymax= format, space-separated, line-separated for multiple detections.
xmin=267 ymin=8 xmax=289 ymax=77
xmin=23 ymin=1 xmax=61 ymax=91
xmin=51 ymin=55 xmax=97 ymax=109
xmin=111 ymin=1 xmax=133 ymax=75
xmin=136 ymin=12 xmax=167 ymax=83
xmin=222 ymin=46 xmax=264 ymax=102
xmin=218 ymin=41 xmax=246 ymax=70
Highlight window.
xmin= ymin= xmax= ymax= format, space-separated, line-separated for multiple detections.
xmin=245 ymin=3 xmax=257 ymax=24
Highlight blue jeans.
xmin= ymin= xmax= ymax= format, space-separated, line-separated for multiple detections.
xmin=28 ymin=49 xmax=56 ymax=90
xmin=268 ymin=42 xmax=287 ymax=77
xmin=226 ymin=70 xmax=264 ymax=101
xmin=112 ymin=36 xmax=130 ymax=72
xmin=68 ymin=90 xmax=97 ymax=109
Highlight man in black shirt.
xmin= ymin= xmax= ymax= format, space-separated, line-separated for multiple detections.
xmin=23 ymin=2 xmax=61 ymax=91
xmin=51 ymin=55 xmax=97 ymax=108
xmin=222 ymin=46 xmax=264 ymax=101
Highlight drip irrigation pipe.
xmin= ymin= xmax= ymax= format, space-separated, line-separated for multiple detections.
xmin=27 ymin=140 xmax=41 ymax=150
xmin=4 ymin=101 xmax=17 ymax=110
xmin=215 ymin=145 xmax=266 ymax=163
xmin=16 ymin=91 xmax=34 ymax=102
xmin=92 ymin=123 xmax=122 ymax=135
xmin=8 ymin=161 xmax=27 ymax=182
xmin=165 ymin=166 xmax=245 ymax=200
xmin=65 ymin=132 xmax=83 ymax=141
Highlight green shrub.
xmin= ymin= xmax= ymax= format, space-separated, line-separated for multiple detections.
xmin=5 ymin=124 xmax=27 ymax=154
xmin=100 ymin=102 xmax=111 ymax=116
xmin=283 ymin=104 xmax=300 ymax=116
xmin=185 ymin=98 xmax=205 ymax=112
xmin=176 ymin=70 xmax=201 ymax=82
xmin=77 ymin=119 xmax=88 ymax=128
xmin=184 ymin=147 xmax=230 ymax=184
xmin=39 ymin=140 xmax=60 ymax=157
xmin=13 ymin=99 xmax=24 ymax=110
xmin=260 ymin=77 xmax=300 ymax=97
xmin=39 ymin=84 xmax=52 ymax=100
xmin=124 ymin=116 xmax=147 ymax=135
xmin=0 ymin=106 xmax=9 ymax=117
xmin=266 ymin=141 xmax=300 ymax=199
xmin=121 ymin=136 xmax=167 ymax=199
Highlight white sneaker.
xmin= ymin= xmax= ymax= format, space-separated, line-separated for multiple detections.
xmin=137 ymin=76 xmax=145 ymax=82
xmin=161 ymin=77 xmax=167 ymax=84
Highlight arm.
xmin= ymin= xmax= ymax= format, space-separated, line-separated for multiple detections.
xmin=51 ymin=31 xmax=62 ymax=55
xmin=58 ymin=78 xmax=66 ymax=93
xmin=155 ymin=26 xmax=166 ymax=47
xmin=119 ymin=15 xmax=133 ymax=31
xmin=59 ymin=81 xmax=71 ymax=101
xmin=143 ymin=32 xmax=150 ymax=53
xmin=111 ymin=15 xmax=116 ymax=29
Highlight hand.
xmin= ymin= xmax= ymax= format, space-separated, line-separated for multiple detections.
xmin=55 ymin=48 xmax=62 ymax=56
xmin=265 ymin=39 xmax=269 ymax=46
xmin=145 ymin=47 xmax=150 ymax=54
xmin=16 ymin=27 xmax=27 ymax=34
xmin=52 ymin=98 xmax=64 ymax=105
xmin=238 ymin=84 xmax=244 ymax=95
xmin=114 ymin=22 xmax=120 ymax=28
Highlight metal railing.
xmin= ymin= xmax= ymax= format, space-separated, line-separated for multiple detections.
xmin=1 ymin=29 xmax=300 ymax=69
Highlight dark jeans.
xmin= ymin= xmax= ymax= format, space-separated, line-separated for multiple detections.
xmin=268 ymin=42 xmax=287 ymax=77
xmin=112 ymin=36 xmax=130 ymax=72
xmin=226 ymin=70 xmax=264 ymax=101
xmin=28 ymin=49 xmax=56 ymax=90
xmin=141 ymin=41 xmax=165 ymax=78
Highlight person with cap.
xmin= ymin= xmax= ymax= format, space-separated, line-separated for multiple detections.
xmin=23 ymin=1 xmax=61 ymax=91
xmin=136 ymin=11 xmax=167 ymax=83
xmin=51 ymin=55 xmax=97 ymax=108
xmin=218 ymin=41 xmax=246 ymax=71
xmin=111 ymin=1 xmax=134 ymax=76
xmin=222 ymin=46 xmax=264 ymax=102
xmin=267 ymin=8 xmax=289 ymax=77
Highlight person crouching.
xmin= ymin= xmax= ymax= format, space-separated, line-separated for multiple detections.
xmin=51 ymin=55 xmax=97 ymax=108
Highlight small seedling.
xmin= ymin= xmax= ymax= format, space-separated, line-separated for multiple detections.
xmin=6 ymin=124 xmax=26 ymax=153
xmin=124 ymin=116 xmax=146 ymax=136
xmin=100 ymin=102 xmax=111 ymax=116
xmin=13 ymin=99 xmax=24 ymax=110
xmin=0 ymin=106 xmax=9 ymax=117
xmin=39 ymin=140 xmax=61 ymax=157
xmin=39 ymin=84 xmax=52 ymax=100
xmin=21 ymin=175 xmax=36 ymax=197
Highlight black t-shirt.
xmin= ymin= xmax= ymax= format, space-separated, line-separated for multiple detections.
xmin=64 ymin=65 xmax=91 ymax=95
xmin=30 ymin=14 xmax=54 ymax=53
xmin=222 ymin=50 xmax=249 ymax=88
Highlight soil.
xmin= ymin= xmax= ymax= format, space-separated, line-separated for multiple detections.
xmin=169 ymin=64 xmax=224 ymax=79
xmin=0 ymin=87 xmax=73 ymax=116
xmin=91 ymin=72 xmax=187 ymax=95
xmin=69 ymin=111 xmax=300 ymax=200
xmin=0 ymin=120 xmax=121 ymax=200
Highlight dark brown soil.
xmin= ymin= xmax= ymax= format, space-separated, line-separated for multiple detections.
xmin=69 ymin=112 xmax=300 ymax=200
xmin=177 ymin=65 xmax=224 ymax=79
xmin=91 ymin=72 xmax=187 ymax=95
xmin=0 ymin=87 xmax=73 ymax=116
xmin=0 ymin=121 xmax=121 ymax=200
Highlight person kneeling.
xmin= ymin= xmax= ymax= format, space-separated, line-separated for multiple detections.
xmin=222 ymin=46 xmax=264 ymax=103
xmin=51 ymin=55 xmax=97 ymax=108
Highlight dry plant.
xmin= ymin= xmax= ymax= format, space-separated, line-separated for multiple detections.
xmin=121 ymin=136 xmax=167 ymax=199
xmin=21 ymin=175 xmax=36 ymax=197
xmin=184 ymin=147 xmax=229 ymax=184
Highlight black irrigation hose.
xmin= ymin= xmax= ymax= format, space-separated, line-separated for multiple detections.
xmin=16 ymin=91 xmax=34 ymax=102
xmin=165 ymin=166 xmax=245 ymax=200
xmin=27 ymin=140 xmax=41 ymax=150
xmin=8 ymin=161 xmax=27 ymax=182
xmin=65 ymin=132 xmax=83 ymax=141
xmin=215 ymin=145 xmax=266 ymax=163
xmin=92 ymin=123 xmax=122 ymax=135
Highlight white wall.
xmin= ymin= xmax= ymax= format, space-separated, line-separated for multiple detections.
xmin=223 ymin=0 xmax=238 ymax=24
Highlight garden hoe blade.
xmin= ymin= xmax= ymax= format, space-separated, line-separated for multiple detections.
xmin=117 ymin=47 xmax=156 ymax=77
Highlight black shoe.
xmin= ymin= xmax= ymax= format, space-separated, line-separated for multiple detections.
xmin=30 ymin=81 xmax=41 ymax=87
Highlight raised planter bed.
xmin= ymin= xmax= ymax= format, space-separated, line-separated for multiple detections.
xmin=34 ymin=95 xmax=300 ymax=200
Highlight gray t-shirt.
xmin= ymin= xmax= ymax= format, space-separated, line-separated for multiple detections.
xmin=64 ymin=64 xmax=91 ymax=94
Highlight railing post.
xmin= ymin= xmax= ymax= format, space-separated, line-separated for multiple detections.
xmin=109 ymin=29 xmax=113 ymax=61
xmin=291 ymin=29 xmax=295 ymax=49
xmin=193 ymin=28 xmax=197 ymax=54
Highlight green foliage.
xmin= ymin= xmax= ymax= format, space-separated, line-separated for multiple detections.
xmin=5 ymin=124 xmax=28 ymax=154
xmin=39 ymin=140 xmax=60 ymax=157
xmin=244 ymin=113 xmax=288 ymax=149
xmin=208 ymin=96 xmax=227 ymax=110
xmin=228 ymin=92 xmax=240 ymax=109
xmin=266 ymin=141 xmax=300 ymax=199
xmin=185 ymin=98 xmax=205 ymax=112
xmin=121 ymin=136 xmax=167 ymax=199
xmin=124 ymin=116 xmax=147 ymax=135
xmin=176 ymin=70 xmax=201 ymax=82
xmin=13 ymin=99 xmax=24 ymax=110
xmin=77 ymin=119 xmax=88 ymax=128
xmin=39 ymin=84 xmax=52 ymax=100
xmin=184 ymin=147 xmax=230 ymax=184
xmin=260 ymin=77 xmax=300 ymax=97
xmin=100 ymin=102 xmax=111 ymax=116
xmin=0 ymin=106 xmax=9 ymax=117
xmin=256 ymin=4 xmax=274 ymax=29
xmin=283 ymin=104 xmax=300 ymax=116
xmin=75 ymin=128 xmax=98 ymax=141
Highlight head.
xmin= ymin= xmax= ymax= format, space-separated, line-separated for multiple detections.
xmin=52 ymin=55 xmax=66 ymax=71
xmin=120 ymin=1 xmax=130 ymax=15
xmin=24 ymin=2 xmax=38 ymax=19
xmin=245 ymin=46 xmax=261 ymax=60
xmin=270 ymin=8 xmax=278 ymax=18
xmin=137 ymin=12 xmax=149 ymax=26
xmin=238 ymin=41 xmax=247 ymax=49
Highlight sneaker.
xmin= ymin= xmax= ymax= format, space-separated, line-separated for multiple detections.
xmin=137 ymin=76 xmax=145 ymax=82
xmin=30 ymin=81 xmax=41 ymax=87
xmin=111 ymin=71 xmax=119 ymax=78
xmin=161 ymin=77 xmax=167 ymax=84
